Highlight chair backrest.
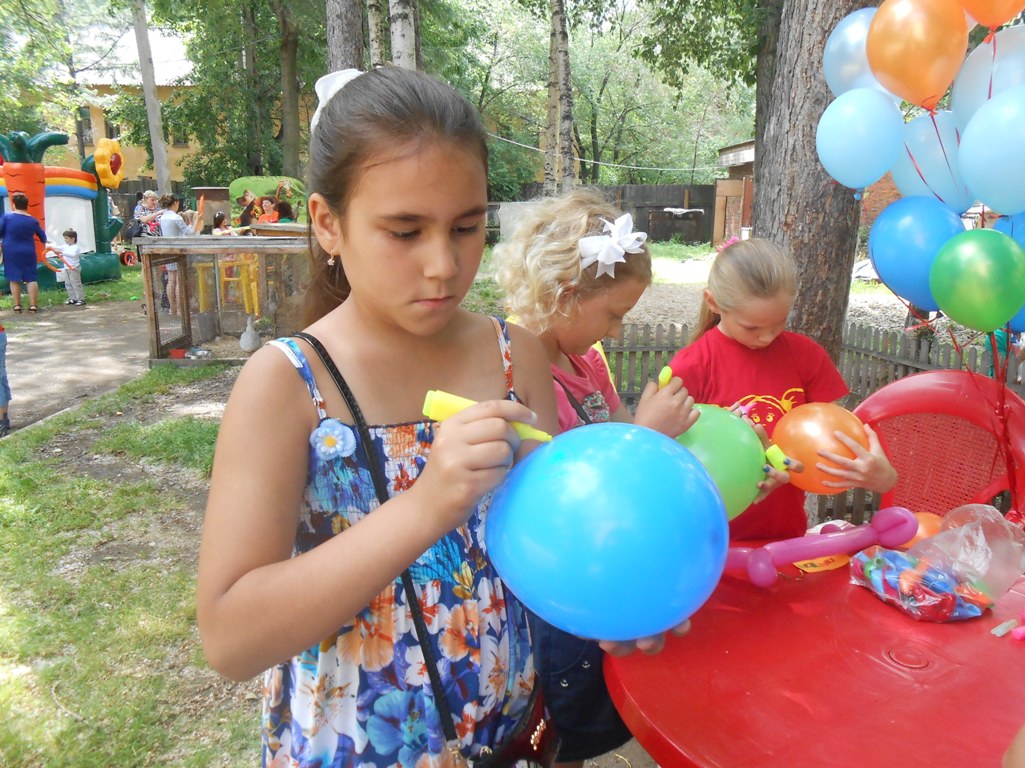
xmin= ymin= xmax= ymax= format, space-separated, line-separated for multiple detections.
xmin=853 ymin=370 xmax=1025 ymax=516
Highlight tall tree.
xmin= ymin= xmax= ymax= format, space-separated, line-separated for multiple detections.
xmin=326 ymin=0 xmax=365 ymax=71
xmin=754 ymin=0 xmax=866 ymax=359
xmin=390 ymin=0 xmax=417 ymax=68
xmin=367 ymin=0 xmax=390 ymax=66
xmin=271 ymin=0 xmax=301 ymax=176
xmin=542 ymin=0 xmax=573 ymax=193
xmin=637 ymin=0 xmax=873 ymax=358
xmin=132 ymin=0 xmax=171 ymax=192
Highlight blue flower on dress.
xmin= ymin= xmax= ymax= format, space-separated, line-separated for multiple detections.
xmin=310 ymin=419 xmax=356 ymax=460
xmin=365 ymin=689 xmax=430 ymax=763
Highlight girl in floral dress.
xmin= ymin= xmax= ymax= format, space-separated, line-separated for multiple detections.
xmin=197 ymin=66 xmax=564 ymax=767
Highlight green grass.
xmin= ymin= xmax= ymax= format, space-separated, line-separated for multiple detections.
xmin=95 ymin=417 xmax=221 ymax=475
xmin=648 ymin=241 xmax=713 ymax=261
xmin=0 ymin=364 xmax=253 ymax=767
xmin=28 ymin=266 xmax=144 ymax=309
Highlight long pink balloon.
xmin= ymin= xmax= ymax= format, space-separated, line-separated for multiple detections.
xmin=724 ymin=506 xmax=918 ymax=587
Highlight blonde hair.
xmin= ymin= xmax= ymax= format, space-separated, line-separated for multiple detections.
xmin=692 ymin=237 xmax=798 ymax=343
xmin=494 ymin=188 xmax=652 ymax=333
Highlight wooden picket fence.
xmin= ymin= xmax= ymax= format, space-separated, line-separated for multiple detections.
xmin=602 ymin=321 xmax=1014 ymax=524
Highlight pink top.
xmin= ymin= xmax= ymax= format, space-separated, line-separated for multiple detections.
xmin=551 ymin=346 xmax=622 ymax=433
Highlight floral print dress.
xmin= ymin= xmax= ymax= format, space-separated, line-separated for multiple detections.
xmin=262 ymin=318 xmax=534 ymax=768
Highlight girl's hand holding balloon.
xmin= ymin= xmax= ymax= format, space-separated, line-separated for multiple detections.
xmin=816 ymin=424 xmax=897 ymax=493
xmin=599 ymin=619 xmax=692 ymax=658
xmin=633 ymin=375 xmax=699 ymax=438
xmin=416 ymin=399 xmax=533 ymax=531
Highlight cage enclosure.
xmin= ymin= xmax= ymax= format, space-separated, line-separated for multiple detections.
xmin=137 ymin=236 xmax=308 ymax=361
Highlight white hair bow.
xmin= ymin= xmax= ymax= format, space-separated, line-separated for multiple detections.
xmin=310 ymin=69 xmax=365 ymax=135
xmin=578 ymin=213 xmax=647 ymax=279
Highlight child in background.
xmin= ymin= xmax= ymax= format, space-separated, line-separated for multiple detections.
xmin=49 ymin=228 xmax=85 ymax=306
xmin=494 ymin=188 xmax=700 ymax=766
xmin=198 ymin=67 xmax=676 ymax=767
xmin=667 ymin=237 xmax=897 ymax=541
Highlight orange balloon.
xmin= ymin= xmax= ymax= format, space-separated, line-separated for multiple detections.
xmin=771 ymin=403 xmax=870 ymax=496
xmin=867 ymin=0 xmax=969 ymax=111
xmin=900 ymin=511 xmax=945 ymax=548
xmin=960 ymin=0 xmax=1025 ymax=29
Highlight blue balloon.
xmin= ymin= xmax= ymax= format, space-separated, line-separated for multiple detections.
xmin=869 ymin=196 xmax=965 ymax=310
xmin=997 ymin=214 xmax=1025 ymax=332
xmin=890 ymin=111 xmax=973 ymax=215
xmin=960 ymin=84 xmax=1025 ymax=216
xmin=486 ymin=422 xmax=727 ymax=641
xmin=816 ymin=88 xmax=904 ymax=190
xmin=823 ymin=8 xmax=896 ymax=100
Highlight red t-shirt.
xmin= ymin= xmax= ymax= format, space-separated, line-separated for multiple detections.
xmin=551 ymin=347 xmax=622 ymax=433
xmin=668 ymin=327 xmax=848 ymax=540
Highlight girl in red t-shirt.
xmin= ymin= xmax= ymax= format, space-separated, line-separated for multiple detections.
xmin=668 ymin=237 xmax=897 ymax=540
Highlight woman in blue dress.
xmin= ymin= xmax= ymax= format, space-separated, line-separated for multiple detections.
xmin=0 ymin=192 xmax=47 ymax=312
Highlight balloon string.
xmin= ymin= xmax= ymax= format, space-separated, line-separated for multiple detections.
xmin=983 ymin=331 xmax=1019 ymax=511
xmin=929 ymin=111 xmax=958 ymax=193
xmin=897 ymin=299 xmax=1021 ymax=512
xmin=905 ymin=145 xmax=947 ymax=205
xmin=989 ymin=30 xmax=998 ymax=99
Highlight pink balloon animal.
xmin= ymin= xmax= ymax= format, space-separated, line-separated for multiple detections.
xmin=724 ymin=506 xmax=918 ymax=587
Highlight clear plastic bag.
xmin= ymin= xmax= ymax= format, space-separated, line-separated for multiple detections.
xmin=850 ymin=505 xmax=1025 ymax=622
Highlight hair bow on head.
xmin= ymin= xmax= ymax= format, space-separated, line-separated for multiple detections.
xmin=310 ymin=69 xmax=365 ymax=134
xmin=578 ymin=213 xmax=647 ymax=279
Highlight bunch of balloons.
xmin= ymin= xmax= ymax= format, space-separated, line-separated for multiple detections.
xmin=818 ymin=0 xmax=1025 ymax=334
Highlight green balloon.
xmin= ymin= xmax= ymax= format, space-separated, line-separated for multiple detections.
xmin=929 ymin=229 xmax=1025 ymax=333
xmin=675 ymin=404 xmax=765 ymax=520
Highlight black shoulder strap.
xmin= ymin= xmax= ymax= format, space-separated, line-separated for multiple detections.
xmin=290 ymin=330 xmax=463 ymax=750
xmin=554 ymin=376 xmax=593 ymax=425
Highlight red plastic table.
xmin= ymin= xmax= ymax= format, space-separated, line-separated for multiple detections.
xmin=605 ymin=562 xmax=1025 ymax=767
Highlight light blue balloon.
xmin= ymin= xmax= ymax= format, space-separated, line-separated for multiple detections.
xmin=816 ymin=88 xmax=904 ymax=190
xmin=960 ymin=84 xmax=1025 ymax=216
xmin=952 ymin=25 xmax=1025 ymax=133
xmin=869 ymin=196 xmax=965 ymax=310
xmin=890 ymin=111 xmax=973 ymax=215
xmin=485 ymin=422 xmax=727 ymax=641
xmin=823 ymin=8 xmax=896 ymax=99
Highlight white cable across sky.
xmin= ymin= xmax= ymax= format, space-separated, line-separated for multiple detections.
xmin=487 ymin=132 xmax=723 ymax=173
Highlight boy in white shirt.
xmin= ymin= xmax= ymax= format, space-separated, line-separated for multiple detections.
xmin=50 ymin=228 xmax=85 ymax=306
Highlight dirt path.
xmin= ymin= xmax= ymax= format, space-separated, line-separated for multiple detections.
xmin=4 ymin=300 xmax=149 ymax=431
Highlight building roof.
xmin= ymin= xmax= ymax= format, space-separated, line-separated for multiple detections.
xmin=718 ymin=139 xmax=755 ymax=168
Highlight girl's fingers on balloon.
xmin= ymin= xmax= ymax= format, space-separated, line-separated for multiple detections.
xmin=638 ymin=635 xmax=665 ymax=655
xmin=598 ymin=640 xmax=635 ymax=657
xmin=671 ymin=619 xmax=692 ymax=636
xmin=832 ymin=429 xmax=869 ymax=455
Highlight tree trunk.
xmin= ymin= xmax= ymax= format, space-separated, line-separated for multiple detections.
xmin=752 ymin=0 xmax=870 ymax=361
xmin=241 ymin=0 xmax=265 ymax=175
xmin=413 ymin=0 xmax=424 ymax=71
xmin=553 ymin=0 xmax=575 ymax=192
xmin=326 ymin=0 xmax=365 ymax=71
xmin=367 ymin=0 xmax=389 ymax=67
xmin=131 ymin=0 xmax=171 ymax=193
xmin=389 ymin=0 xmax=416 ymax=70
xmin=271 ymin=0 xmax=301 ymax=177
xmin=542 ymin=7 xmax=560 ymax=195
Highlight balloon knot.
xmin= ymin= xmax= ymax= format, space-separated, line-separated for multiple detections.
xmin=853 ymin=191 xmax=863 ymax=201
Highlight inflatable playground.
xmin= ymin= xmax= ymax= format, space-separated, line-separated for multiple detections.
xmin=0 ymin=130 xmax=124 ymax=293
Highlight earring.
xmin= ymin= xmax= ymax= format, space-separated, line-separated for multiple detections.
xmin=327 ymin=254 xmax=336 ymax=266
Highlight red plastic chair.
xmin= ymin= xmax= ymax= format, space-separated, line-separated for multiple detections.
xmin=853 ymin=369 xmax=1025 ymax=516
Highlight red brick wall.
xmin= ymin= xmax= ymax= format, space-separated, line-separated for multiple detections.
xmin=861 ymin=173 xmax=902 ymax=228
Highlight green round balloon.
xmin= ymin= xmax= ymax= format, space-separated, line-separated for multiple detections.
xmin=675 ymin=404 xmax=765 ymax=520
xmin=929 ymin=229 xmax=1025 ymax=333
